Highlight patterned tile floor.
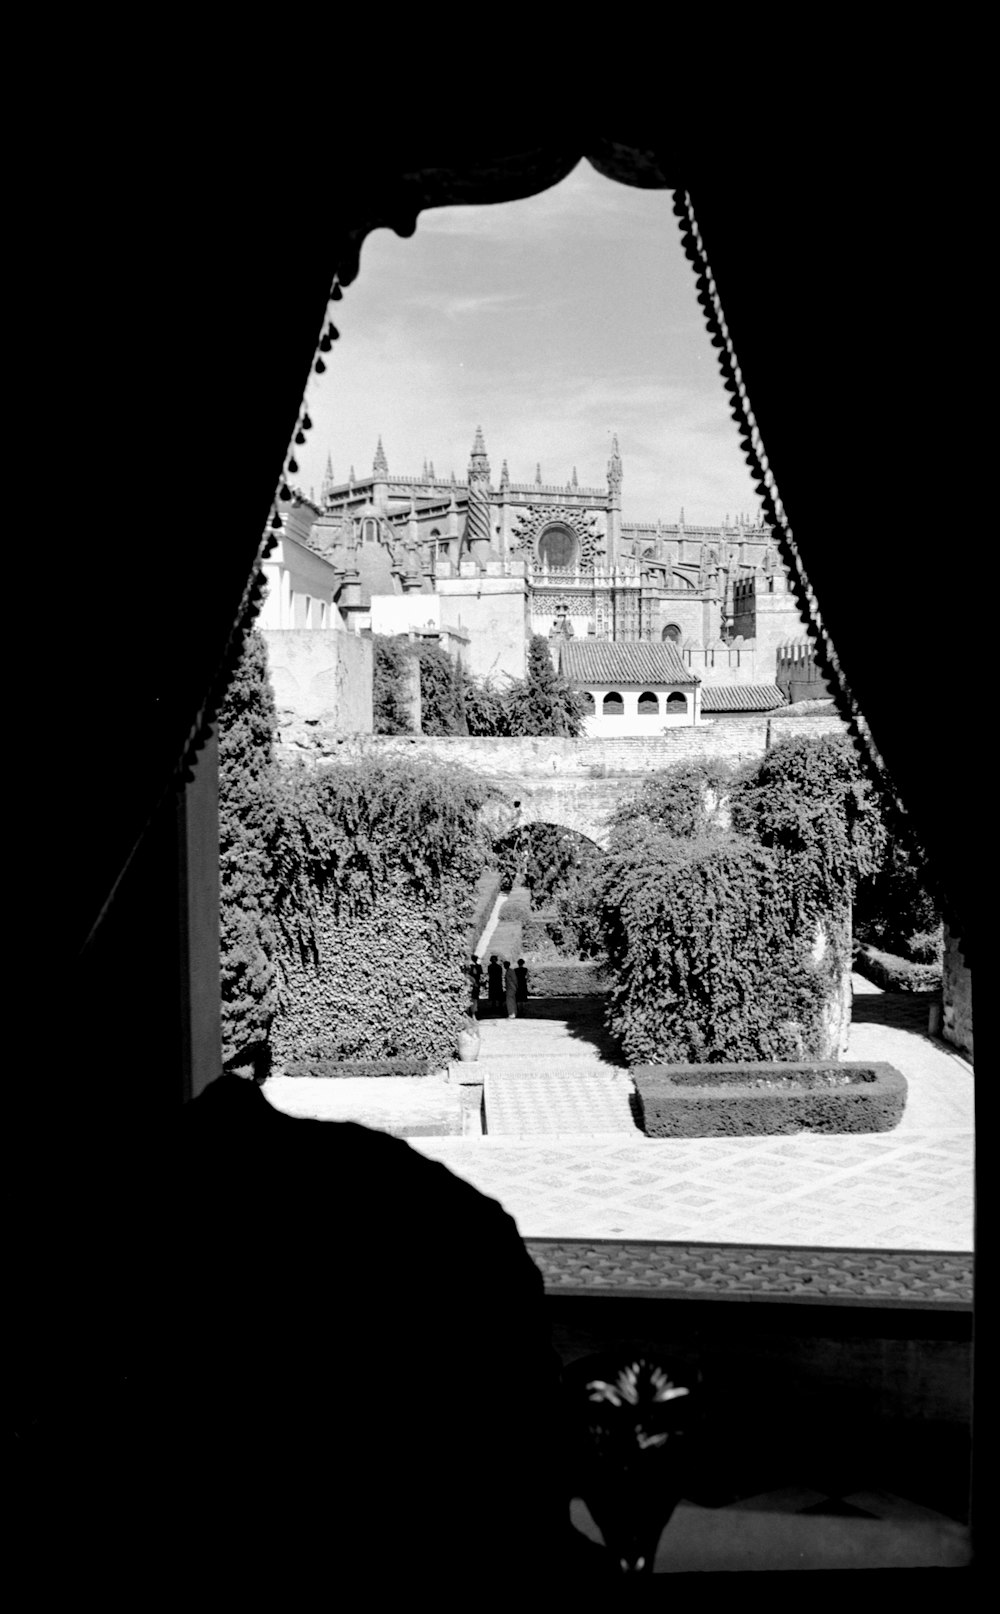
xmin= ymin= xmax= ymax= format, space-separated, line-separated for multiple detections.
xmin=264 ymin=979 xmax=974 ymax=1251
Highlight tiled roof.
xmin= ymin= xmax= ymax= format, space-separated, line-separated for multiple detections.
xmin=559 ymin=640 xmax=698 ymax=686
xmin=700 ymin=683 xmax=787 ymax=711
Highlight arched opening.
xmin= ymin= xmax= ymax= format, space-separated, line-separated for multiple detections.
xmin=578 ymin=690 xmax=595 ymax=715
xmin=662 ymin=623 xmax=682 ymax=642
xmin=665 ymin=691 xmax=687 ymax=715
xmin=602 ymin=691 xmax=624 ymax=717
xmin=537 ymin=523 xmax=578 ymax=570
xmin=637 ymin=690 xmax=659 ymax=716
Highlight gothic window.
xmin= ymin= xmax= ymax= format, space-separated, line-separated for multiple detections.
xmin=602 ymin=691 xmax=624 ymax=717
xmin=662 ymin=624 xmax=682 ymax=642
xmin=363 ymin=517 xmax=379 ymax=544
xmin=666 ymin=692 xmax=687 ymax=714
xmin=537 ymin=523 xmax=578 ymax=570
xmin=637 ymin=690 xmax=659 ymax=716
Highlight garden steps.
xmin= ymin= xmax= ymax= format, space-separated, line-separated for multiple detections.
xmin=483 ymin=1069 xmax=639 ymax=1138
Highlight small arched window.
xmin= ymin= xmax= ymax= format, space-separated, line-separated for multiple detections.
xmin=665 ymin=692 xmax=687 ymax=715
xmin=602 ymin=691 xmax=624 ymax=717
xmin=363 ymin=517 xmax=379 ymax=544
xmin=662 ymin=624 xmax=682 ymax=643
xmin=637 ymin=690 xmax=659 ymax=716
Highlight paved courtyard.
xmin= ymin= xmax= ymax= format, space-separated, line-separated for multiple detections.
xmin=263 ymin=977 xmax=974 ymax=1252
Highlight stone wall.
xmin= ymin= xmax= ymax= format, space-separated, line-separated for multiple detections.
xmin=941 ymin=924 xmax=974 ymax=1061
xmin=436 ymin=576 xmax=529 ymax=680
xmin=274 ymin=713 xmax=848 ymax=847
xmin=262 ymin=629 xmax=373 ymax=730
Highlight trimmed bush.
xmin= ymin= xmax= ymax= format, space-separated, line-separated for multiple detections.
xmin=499 ymin=896 xmax=532 ymax=923
xmin=854 ymin=945 xmax=942 ymax=993
xmin=279 ymin=1056 xmax=433 ymax=1078
xmin=526 ymin=962 xmax=609 ymax=997
xmin=633 ymin=1061 xmax=907 ymax=1136
xmin=600 ymin=830 xmax=835 ymax=1066
xmin=270 ymin=756 xmax=491 ymax=1066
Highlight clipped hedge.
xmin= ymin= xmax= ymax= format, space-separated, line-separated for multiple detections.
xmin=279 ymin=1056 xmax=433 ymax=1079
xmin=272 ymin=882 xmax=473 ymax=1066
xmin=633 ymin=1061 xmax=907 ymax=1137
xmin=854 ymin=945 xmax=942 ymax=993
xmin=499 ymin=896 xmax=532 ymax=923
xmin=490 ymin=919 xmax=523 ymax=962
xmin=526 ymin=962 xmax=609 ymax=997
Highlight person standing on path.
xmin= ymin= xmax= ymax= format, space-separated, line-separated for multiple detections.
xmin=504 ymin=959 xmax=518 ymax=1020
xmin=488 ymin=954 xmax=503 ymax=1015
xmin=469 ymin=955 xmax=483 ymax=1014
xmin=515 ymin=958 xmax=528 ymax=1017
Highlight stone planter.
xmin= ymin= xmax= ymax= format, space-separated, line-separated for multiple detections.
xmin=456 ymin=1025 xmax=481 ymax=1063
xmin=632 ymin=1061 xmax=907 ymax=1137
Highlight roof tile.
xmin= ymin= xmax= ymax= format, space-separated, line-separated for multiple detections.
xmin=700 ymin=683 xmax=787 ymax=711
xmin=559 ymin=640 xmax=699 ymax=686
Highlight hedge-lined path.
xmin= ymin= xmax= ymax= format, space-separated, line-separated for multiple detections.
xmin=405 ymin=976 xmax=974 ymax=1250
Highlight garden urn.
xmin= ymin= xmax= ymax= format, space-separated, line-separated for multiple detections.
xmin=457 ymin=1024 xmax=481 ymax=1062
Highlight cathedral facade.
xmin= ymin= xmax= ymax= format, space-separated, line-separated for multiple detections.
xmin=281 ymin=428 xmax=803 ymax=686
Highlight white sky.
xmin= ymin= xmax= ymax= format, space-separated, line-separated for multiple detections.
xmin=296 ymin=161 xmax=760 ymax=526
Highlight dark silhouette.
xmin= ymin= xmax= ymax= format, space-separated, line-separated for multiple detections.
xmin=487 ymin=952 xmax=503 ymax=1013
xmin=160 ymin=1074 xmax=609 ymax=1593
xmin=515 ymin=958 xmax=529 ymax=1015
xmin=562 ymin=1348 xmax=700 ymax=1575
xmin=469 ymin=954 xmax=483 ymax=1011
xmin=504 ymin=959 xmax=518 ymax=1018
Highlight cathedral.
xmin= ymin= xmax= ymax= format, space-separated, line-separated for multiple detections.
xmin=270 ymin=427 xmax=808 ymax=695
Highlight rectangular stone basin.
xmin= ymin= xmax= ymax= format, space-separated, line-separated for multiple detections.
xmin=632 ymin=1061 xmax=907 ymax=1137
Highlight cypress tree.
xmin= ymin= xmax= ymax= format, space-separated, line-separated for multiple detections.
xmin=217 ymin=626 xmax=279 ymax=1062
xmin=508 ymin=636 xmax=585 ymax=737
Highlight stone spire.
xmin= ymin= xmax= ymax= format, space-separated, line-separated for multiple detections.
xmin=465 ymin=425 xmax=493 ymax=564
xmin=500 ymin=459 xmax=510 ymax=494
xmin=535 ymin=463 xmax=542 ymax=485
xmin=428 ymin=460 xmax=435 ymax=479
xmin=321 ymin=452 xmax=335 ymax=504
xmin=607 ymin=434 xmax=623 ymax=500
xmin=373 ymin=437 xmax=389 ymax=476
xmin=572 ymin=467 xmax=578 ymax=488
xmin=606 ymin=434 xmax=623 ymax=566
xmin=468 ymin=425 xmax=490 ymax=482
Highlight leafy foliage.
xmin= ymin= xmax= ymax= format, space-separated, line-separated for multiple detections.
xmin=269 ymin=755 xmax=491 ymax=1065
xmin=506 ymin=637 xmax=587 ymax=737
xmin=610 ymin=759 xmax=732 ymax=840
xmin=598 ymin=828 xmax=832 ymax=1065
xmin=216 ymin=628 xmax=280 ymax=1063
xmin=463 ymin=637 xmax=586 ymax=738
xmin=371 ymin=635 xmax=414 ymax=734
xmin=413 ymin=641 xmax=468 ymax=736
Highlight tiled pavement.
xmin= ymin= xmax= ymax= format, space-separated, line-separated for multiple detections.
xmin=409 ymin=980 xmax=975 ymax=1250
xmin=264 ymin=978 xmax=974 ymax=1251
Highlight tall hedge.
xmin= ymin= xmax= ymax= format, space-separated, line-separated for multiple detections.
xmin=216 ymin=627 xmax=279 ymax=1063
xmin=600 ymin=827 xmax=831 ymax=1065
xmin=269 ymin=756 xmax=490 ymax=1066
xmin=596 ymin=737 xmax=890 ymax=1065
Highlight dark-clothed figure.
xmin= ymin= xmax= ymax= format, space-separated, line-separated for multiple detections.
xmin=488 ymin=953 xmax=503 ymax=1013
xmin=515 ymin=958 xmax=529 ymax=1016
xmin=469 ymin=955 xmax=483 ymax=1012
xmin=504 ymin=959 xmax=518 ymax=1019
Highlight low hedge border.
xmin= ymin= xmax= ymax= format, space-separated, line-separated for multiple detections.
xmin=632 ymin=1060 xmax=907 ymax=1136
xmin=279 ymin=1056 xmax=434 ymax=1079
xmin=854 ymin=944 xmax=942 ymax=993
xmin=527 ymin=962 xmax=609 ymax=997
